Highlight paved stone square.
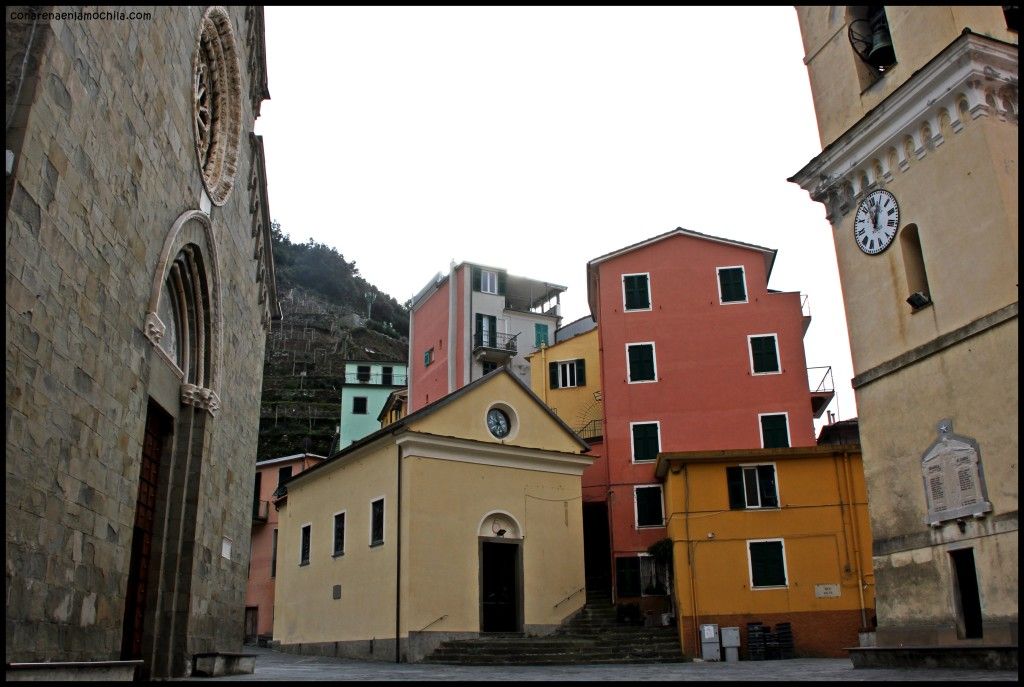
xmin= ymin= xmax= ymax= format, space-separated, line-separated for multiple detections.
xmin=177 ymin=646 xmax=1018 ymax=681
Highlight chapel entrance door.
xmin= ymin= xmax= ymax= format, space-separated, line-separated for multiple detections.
xmin=480 ymin=540 xmax=521 ymax=632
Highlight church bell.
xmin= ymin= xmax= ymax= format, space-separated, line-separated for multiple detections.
xmin=866 ymin=10 xmax=896 ymax=68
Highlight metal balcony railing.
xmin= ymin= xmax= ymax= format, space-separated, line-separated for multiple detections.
xmin=342 ymin=372 xmax=408 ymax=385
xmin=473 ymin=330 xmax=518 ymax=355
xmin=576 ymin=419 xmax=603 ymax=441
xmin=807 ymin=365 xmax=836 ymax=419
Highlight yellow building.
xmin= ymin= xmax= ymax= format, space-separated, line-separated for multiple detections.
xmin=527 ymin=322 xmax=603 ymax=441
xmin=790 ymin=6 xmax=1017 ymax=667
xmin=273 ymin=369 xmax=592 ymax=662
xmin=656 ymin=444 xmax=873 ymax=658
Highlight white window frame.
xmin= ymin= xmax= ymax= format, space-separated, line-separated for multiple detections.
xmin=747 ymin=333 xmax=781 ymax=376
xmin=481 ymin=269 xmax=498 ymax=295
xmin=629 ymin=420 xmax=661 ymax=463
xmin=633 ymin=484 xmax=665 ymax=529
xmin=737 ymin=462 xmax=780 ymax=509
xmin=554 ymin=358 xmax=582 ymax=389
xmin=625 ymin=342 xmax=658 ymax=384
xmin=299 ymin=522 xmax=312 ymax=566
xmin=716 ymin=265 xmax=748 ymax=305
xmin=621 ymin=272 xmax=652 ymax=312
xmin=757 ymin=412 xmax=791 ymax=448
xmin=332 ymin=509 xmax=347 ymax=557
xmin=747 ymin=538 xmax=789 ymax=590
xmin=368 ymin=496 xmax=385 ymax=547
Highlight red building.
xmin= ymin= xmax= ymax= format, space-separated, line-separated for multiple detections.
xmin=585 ymin=228 xmax=833 ymax=607
xmin=245 ymin=453 xmax=324 ymax=642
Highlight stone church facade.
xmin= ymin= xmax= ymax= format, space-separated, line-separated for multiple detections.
xmin=6 ymin=6 xmax=279 ymax=678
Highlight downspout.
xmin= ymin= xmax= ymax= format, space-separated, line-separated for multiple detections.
xmin=684 ymin=464 xmax=700 ymax=655
xmin=395 ymin=443 xmax=403 ymax=662
xmin=407 ymin=304 xmax=414 ymax=411
xmin=843 ymin=450 xmax=868 ymax=629
xmin=831 ymin=454 xmax=853 ymax=576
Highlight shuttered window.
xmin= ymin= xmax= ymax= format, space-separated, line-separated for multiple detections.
xmin=299 ymin=524 xmax=311 ymax=566
xmin=352 ymin=396 xmax=368 ymax=414
xmin=535 ymin=323 xmax=549 ymax=347
xmin=549 ymin=359 xmax=586 ymax=389
xmin=627 ymin=343 xmax=656 ymax=382
xmin=635 ymin=485 xmax=664 ymax=527
xmin=748 ymin=540 xmax=787 ymax=588
xmin=631 ymin=423 xmax=660 ymax=462
xmin=750 ymin=335 xmax=780 ymax=374
xmin=718 ymin=267 xmax=747 ymax=303
xmin=760 ymin=414 xmax=789 ymax=448
xmin=727 ymin=465 xmax=779 ymax=509
xmin=623 ymin=274 xmax=650 ymax=311
xmin=474 ymin=313 xmax=497 ymax=348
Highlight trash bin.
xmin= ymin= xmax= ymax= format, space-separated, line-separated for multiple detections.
xmin=699 ymin=623 xmax=721 ymax=661
xmin=721 ymin=626 xmax=740 ymax=662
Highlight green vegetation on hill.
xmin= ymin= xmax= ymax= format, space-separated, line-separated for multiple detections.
xmin=271 ymin=222 xmax=409 ymax=337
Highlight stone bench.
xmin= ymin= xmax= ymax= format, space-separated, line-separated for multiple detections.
xmin=192 ymin=652 xmax=258 ymax=677
xmin=6 ymin=659 xmax=143 ymax=681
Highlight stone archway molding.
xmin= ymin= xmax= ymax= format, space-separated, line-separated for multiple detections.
xmin=478 ymin=510 xmax=524 ymax=540
xmin=143 ymin=209 xmax=224 ymax=416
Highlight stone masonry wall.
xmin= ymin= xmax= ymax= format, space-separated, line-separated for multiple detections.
xmin=6 ymin=6 xmax=270 ymax=670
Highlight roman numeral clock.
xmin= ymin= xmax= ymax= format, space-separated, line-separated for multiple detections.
xmin=853 ymin=189 xmax=900 ymax=255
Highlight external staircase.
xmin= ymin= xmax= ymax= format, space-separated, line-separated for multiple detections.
xmin=421 ymin=591 xmax=687 ymax=665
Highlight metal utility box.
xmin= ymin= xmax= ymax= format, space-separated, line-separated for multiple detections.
xmin=721 ymin=626 xmax=741 ymax=662
xmin=700 ymin=623 xmax=721 ymax=661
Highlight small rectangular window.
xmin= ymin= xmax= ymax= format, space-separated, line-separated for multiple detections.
xmin=727 ymin=465 xmax=779 ymax=509
xmin=635 ymin=485 xmax=664 ymax=528
xmin=333 ymin=512 xmax=346 ymax=557
xmin=622 ymin=274 xmax=651 ymax=311
xmin=370 ymin=497 xmax=385 ymax=546
xmin=718 ymin=266 xmax=747 ymax=303
xmin=481 ymin=360 xmax=498 ymax=375
xmin=271 ymin=529 xmax=278 ymax=578
xmin=299 ymin=524 xmax=311 ymax=566
xmin=748 ymin=539 xmax=787 ymax=588
xmin=481 ymin=270 xmax=498 ymax=294
xmin=278 ymin=466 xmax=293 ymax=491
xmin=626 ymin=343 xmax=657 ymax=383
xmin=749 ymin=335 xmax=780 ymax=374
xmin=549 ymin=358 xmax=586 ymax=389
xmin=352 ymin=396 xmax=368 ymax=414
xmin=631 ymin=422 xmax=661 ymax=462
xmin=535 ymin=323 xmax=549 ymax=347
xmin=424 ymin=348 xmax=434 ymax=367
xmin=381 ymin=366 xmax=393 ymax=385
xmin=356 ymin=365 xmax=371 ymax=382
xmin=760 ymin=413 xmax=790 ymax=448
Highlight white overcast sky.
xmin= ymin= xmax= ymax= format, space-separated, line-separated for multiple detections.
xmin=255 ymin=6 xmax=858 ymax=431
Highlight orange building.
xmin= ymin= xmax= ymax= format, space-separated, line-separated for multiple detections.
xmin=245 ymin=453 xmax=324 ymax=642
xmin=585 ymin=228 xmax=833 ymax=609
xmin=656 ymin=444 xmax=874 ymax=658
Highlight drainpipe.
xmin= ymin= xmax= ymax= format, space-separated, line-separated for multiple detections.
xmin=843 ymin=450 xmax=868 ymax=629
xmin=447 ymin=261 xmax=457 ymax=393
xmin=395 ymin=443 xmax=403 ymax=663
xmin=683 ymin=464 xmax=700 ymax=655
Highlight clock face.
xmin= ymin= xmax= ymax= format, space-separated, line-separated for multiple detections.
xmin=486 ymin=408 xmax=511 ymax=438
xmin=853 ymin=189 xmax=900 ymax=255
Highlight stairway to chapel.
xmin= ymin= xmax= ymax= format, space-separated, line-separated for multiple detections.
xmin=421 ymin=590 xmax=687 ymax=665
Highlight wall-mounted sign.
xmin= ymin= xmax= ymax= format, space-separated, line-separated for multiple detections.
xmin=922 ymin=419 xmax=992 ymax=526
xmin=815 ymin=584 xmax=840 ymax=598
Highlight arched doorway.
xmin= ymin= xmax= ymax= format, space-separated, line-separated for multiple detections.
xmin=478 ymin=512 xmax=523 ymax=633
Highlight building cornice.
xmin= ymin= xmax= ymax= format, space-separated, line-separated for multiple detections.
xmin=790 ymin=31 xmax=1018 ymax=224
xmin=396 ymin=432 xmax=593 ymax=476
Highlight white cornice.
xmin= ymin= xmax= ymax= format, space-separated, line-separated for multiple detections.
xmin=396 ymin=432 xmax=593 ymax=476
xmin=790 ymin=32 xmax=1018 ymax=224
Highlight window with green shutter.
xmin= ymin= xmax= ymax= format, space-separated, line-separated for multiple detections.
xmin=760 ymin=414 xmax=789 ymax=448
xmin=631 ymin=422 xmax=660 ymax=462
xmin=718 ymin=267 xmax=747 ymax=303
xmin=749 ymin=335 xmax=780 ymax=374
xmin=535 ymin=323 xmax=549 ymax=347
xmin=748 ymin=540 xmax=787 ymax=588
xmin=424 ymin=348 xmax=434 ymax=367
xmin=622 ymin=274 xmax=651 ymax=311
xmin=727 ymin=465 xmax=779 ymax=509
xmin=627 ymin=343 xmax=656 ymax=382
xmin=635 ymin=485 xmax=664 ymax=527
xmin=550 ymin=359 xmax=586 ymax=389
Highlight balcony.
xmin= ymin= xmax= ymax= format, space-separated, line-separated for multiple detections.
xmin=807 ymin=366 xmax=836 ymax=419
xmin=801 ymin=294 xmax=812 ymax=336
xmin=342 ymin=372 xmax=408 ymax=386
xmin=473 ymin=330 xmax=518 ymax=363
xmin=576 ymin=418 xmax=603 ymax=442
xmin=252 ymin=499 xmax=270 ymax=524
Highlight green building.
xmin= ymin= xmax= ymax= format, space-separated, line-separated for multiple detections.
xmin=339 ymin=361 xmax=408 ymax=447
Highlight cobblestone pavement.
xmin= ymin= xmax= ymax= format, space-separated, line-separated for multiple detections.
xmin=178 ymin=646 xmax=1018 ymax=681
